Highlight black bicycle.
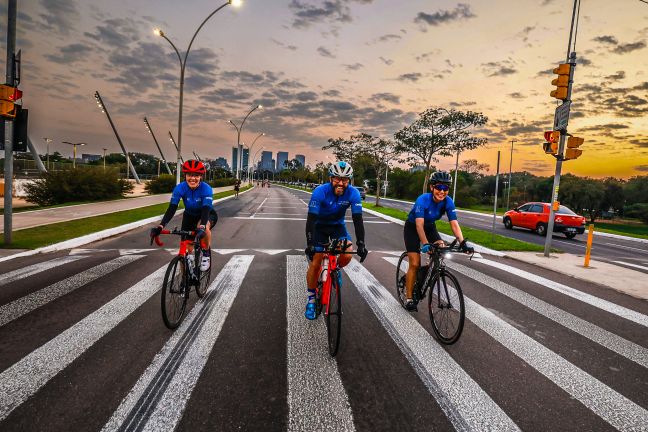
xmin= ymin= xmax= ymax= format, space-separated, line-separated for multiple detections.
xmin=395 ymin=241 xmax=470 ymax=344
xmin=151 ymin=228 xmax=212 ymax=329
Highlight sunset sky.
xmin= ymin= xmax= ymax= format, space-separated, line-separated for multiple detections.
xmin=2 ymin=0 xmax=648 ymax=178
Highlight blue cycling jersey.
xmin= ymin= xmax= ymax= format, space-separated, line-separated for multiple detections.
xmin=406 ymin=194 xmax=457 ymax=223
xmin=308 ymin=183 xmax=362 ymax=225
xmin=169 ymin=181 xmax=213 ymax=216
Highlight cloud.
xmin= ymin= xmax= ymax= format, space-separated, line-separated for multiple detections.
xmin=481 ymin=61 xmax=518 ymax=77
xmin=636 ymin=165 xmax=648 ymax=171
xmin=605 ymin=71 xmax=626 ymax=81
xmin=593 ymin=35 xmax=618 ymax=45
xmin=377 ymin=34 xmax=402 ymax=43
xmin=83 ymin=18 xmax=140 ymax=49
xmin=370 ymin=93 xmax=401 ymax=104
xmin=44 ymin=43 xmax=93 ymax=64
xmin=397 ymin=73 xmax=423 ymax=82
xmin=613 ymin=41 xmax=646 ymax=54
xmin=343 ymin=63 xmax=364 ymax=71
xmin=289 ymin=0 xmax=375 ymax=29
xmin=270 ymin=38 xmax=298 ymax=51
xmin=415 ymin=50 xmax=441 ymax=63
xmin=38 ymin=0 xmax=80 ymax=35
xmin=317 ymin=46 xmax=335 ymax=58
xmin=201 ymin=88 xmax=255 ymax=105
xmin=414 ymin=4 xmax=475 ymax=28
xmin=630 ymin=140 xmax=648 ymax=148
xmin=509 ymin=92 xmax=526 ymax=99
xmin=379 ymin=56 xmax=394 ymax=66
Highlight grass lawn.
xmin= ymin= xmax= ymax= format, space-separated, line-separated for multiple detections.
xmin=363 ymin=203 xmax=546 ymax=252
xmin=592 ymin=222 xmax=648 ymax=239
xmin=1 ymin=186 xmax=250 ymax=250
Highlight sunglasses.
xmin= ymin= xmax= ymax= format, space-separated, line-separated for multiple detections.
xmin=433 ymin=184 xmax=450 ymax=192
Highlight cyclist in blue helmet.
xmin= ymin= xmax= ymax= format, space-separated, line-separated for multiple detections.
xmin=304 ymin=161 xmax=368 ymax=320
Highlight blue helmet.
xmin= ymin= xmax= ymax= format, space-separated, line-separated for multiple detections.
xmin=328 ymin=161 xmax=353 ymax=178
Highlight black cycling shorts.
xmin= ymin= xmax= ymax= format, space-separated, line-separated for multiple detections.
xmin=403 ymin=220 xmax=441 ymax=253
xmin=181 ymin=209 xmax=218 ymax=238
xmin=312 ymin=224 xmax=351 ymax=251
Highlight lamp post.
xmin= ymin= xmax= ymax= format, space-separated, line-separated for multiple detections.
xmin=43 ymin=137 xmax=52 ymax=170
xmin=228 ymin=104 xmax=262 ymax=180
xmin=62 ymin=141 xmax=86 ymax=169
xmin=246 ymin=132 xmax=265 ymax=183
xmin=102 ymin=147 xmax=107 ymax=170
xmin=154 ymin=0 xmax=242 ymax=184
xmin=506 ymin=139 xmax=517 ymax=210
xmin=251 ymin=146 xmax=264 ymax=182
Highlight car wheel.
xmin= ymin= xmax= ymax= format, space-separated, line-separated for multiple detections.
xmin=536 ymin=223 xmax=547 ymax=236
xmin=503 ymin=217 xmax=512 ymax=229
xmin=564 ymin=232 xmax=576 ymax=239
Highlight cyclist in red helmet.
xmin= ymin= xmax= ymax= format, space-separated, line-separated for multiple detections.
xmin=150 ymin=160 xmax=217 ymax=271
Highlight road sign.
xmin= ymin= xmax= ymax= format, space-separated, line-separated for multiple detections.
xmin=553 ymin=101 xmax=571 ymax=131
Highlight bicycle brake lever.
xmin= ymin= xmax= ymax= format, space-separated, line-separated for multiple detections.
xmin=154 ymin=236 xmax=164 ymax=247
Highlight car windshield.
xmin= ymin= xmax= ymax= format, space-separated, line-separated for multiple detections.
xmin=557 ymin=205 xmax=576 ymax=215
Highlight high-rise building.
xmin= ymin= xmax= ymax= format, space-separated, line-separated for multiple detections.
xmin=231 ymin=147 xmax=250 ymax=173
xmin=295 ymin=154 xmax=306 ymax=168
xmin=214 ymin=157 xmax=229 ymax=171
xmin=242 ymin=148 xmax=249 ymax=170
xmin=276 ymin=151 xmax=288 ymax=171
xmin=261 ymin=151 xmax=273 ymax=171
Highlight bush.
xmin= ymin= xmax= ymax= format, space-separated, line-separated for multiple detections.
xmin=145 ymin=174 xmax=177 ymax=194
xmin=24 ymin=168 xmax=133 ymax=206
xmin=211 ymin=178 xmax=237 ymax=187
xmin=623 ymin=203 xmax=648 ymax=225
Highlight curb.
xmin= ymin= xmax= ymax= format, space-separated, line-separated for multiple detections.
xmin=0 ymin=187 xmax=253 ymax=263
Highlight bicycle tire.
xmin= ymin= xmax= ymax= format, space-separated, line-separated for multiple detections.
xmin=395 ymin=252 xmax=408 ymax=306
xmin=315 ymin=281 xmax=324 ymax=317
xmin=326 ymin=271 xmax=342 ymax=356
xmin=195 ymin=250 xmax=211 ymax=298
xmin=161 ymin=255 xmax=188 ymax=329
xmin=428 ymin=269 xmax=465 ymax=344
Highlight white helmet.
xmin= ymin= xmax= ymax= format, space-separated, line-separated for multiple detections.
xmin=328 ymin=161 xmax=353 ymax=178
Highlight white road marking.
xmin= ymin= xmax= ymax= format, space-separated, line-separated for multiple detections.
xmin=255 ymin=249 xmax=291 ymax=255
xmin=70 ymin=248 xmax=115 ymax=255
xmin=102 ymin=255 xmax=254 ymax=432
xmin=474 ymin=258 xmax=648 ymax=328
xmin=0 ymin=256 xmax=84 ymax=288
xmin=0 ymin=255 xmax=144 ymax=327
xmin=119 ymin=249 xmax=155 ymax=255
xmin=345 ymin=260 xmax=519 ymax=432
xmin=233 ymin=216 xmax=388 ymax=223
xmin=0 ymin=264 xmax=167 ymax=421
xmin=286 ymin=255 xmax=355 ymax=432
xmin=612 ymin=261 xmax=648 ymax=271
xmin=446 ymin=261 xmax=648 ymax=369
xmin=602 ymin=243 xmax=648 ymax=253
xmin=212 ymin=249 xmax=248 ymax=254
xmin=251 ymin=197 xmax=268 ymax=218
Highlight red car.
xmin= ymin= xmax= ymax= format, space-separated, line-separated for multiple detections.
xmin=503 ymin=202 xmax=586 ymax=239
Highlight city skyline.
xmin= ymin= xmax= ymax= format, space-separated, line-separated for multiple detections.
xmin=2 ymin=0 xmax=647 ymax=179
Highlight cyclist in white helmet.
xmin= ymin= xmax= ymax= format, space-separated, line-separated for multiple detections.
xmin=304 ymin=161 xmax=368 ymax=320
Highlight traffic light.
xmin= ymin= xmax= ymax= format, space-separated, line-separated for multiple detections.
xmin=564 ymin=136 xmax=584 ymax=160
xmin=550 ymin=64 xmax=571 ymax=100
xmin=543 ymin=130 xmax=560 ymax=154
xmin=0 ymin=84 xmax=22 ymax=119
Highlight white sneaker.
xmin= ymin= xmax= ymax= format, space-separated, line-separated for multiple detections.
xmin=200 ymin=254 xmax=211 ymax=271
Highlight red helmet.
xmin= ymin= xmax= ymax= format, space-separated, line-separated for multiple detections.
xmin=182 ymin=159 xmax=206 ymax=174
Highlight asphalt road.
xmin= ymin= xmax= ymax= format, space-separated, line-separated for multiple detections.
xmin=370 ymin=195 xmax=648 ymax=273
xmin=1 ymin=186 xmax=647 ymax=431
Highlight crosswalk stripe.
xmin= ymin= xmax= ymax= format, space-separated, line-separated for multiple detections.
xmin=474 ymin=257 xmax=648 ymax=328
xmin=0 ymin=255 xmax=144 ymax=327
xmin=382 ymin=258 xmax=648 ymax=430
xmin=103 ymin=255 xmax=254 ymax=432
xmin=286 ymin=255 xmax=356 ymax=432
xmin=0 ymin=264 xmax=167 ymax=421
xmin=344 ymin=260 xmax=519 ymax=432
xmin=612 ymin=260 xmax=648 ymax=272
xmin=0 ymin=256 xmax=85 ymax=288
xmin=445 ymin=261 xmax=648 ymax=369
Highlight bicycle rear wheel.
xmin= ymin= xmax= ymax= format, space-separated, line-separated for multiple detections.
xmin=161 ymin=255 xmax=189 ymax=329
xmin=326 ymin=271 xmax=342 ymax=356
xmin=428 ymin=269 xmax=465 ymax=344
xmin=195 ymin=249 xmax=211 ymax=298
xmin=395 ymin=252 xmax=408 ymax=306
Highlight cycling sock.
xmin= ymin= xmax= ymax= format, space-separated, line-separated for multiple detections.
xmin=307 ymin=288 xmax=316 ymax=304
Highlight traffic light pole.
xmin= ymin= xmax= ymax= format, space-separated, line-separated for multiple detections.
xmin=543 ymin=0 xmax=580 ymax=257
xmin=3 ymin=0 xmax=16 ymax=245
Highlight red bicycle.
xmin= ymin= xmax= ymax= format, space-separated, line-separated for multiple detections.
xmin=151 ymin=228 xmax=212 ymax=329
xmin=314 ymin=238 xmax=356 ymax=357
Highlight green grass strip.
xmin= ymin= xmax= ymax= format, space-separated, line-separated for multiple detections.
xmin=363 ymin=203 xmax=545 ymax=252
xmin=591 ymin=222 xmax=648 ymax=240
xmin=1 ymin=186 xmax=249 ymax=250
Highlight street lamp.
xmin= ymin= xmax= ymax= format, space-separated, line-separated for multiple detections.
xmin=102 ymin=147 xmax=108 ymax=170
xmin=62 ymin=141 xmax=86 ymax=169
xmin=42 ymin=137 xmax=53 ymax=170
xmin=251 ymin=146 xmax=264 ymax=182
xmin=246 ymin=132 xmax=265 ymax=183
xmin=228 ymin=104 xmax=262 ymax=180
xmin=153 ymin=0 xmax=242 ymax=184
xmin=506 ymin=139 xmax=517 ymax=210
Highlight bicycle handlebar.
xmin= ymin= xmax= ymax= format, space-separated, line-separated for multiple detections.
xmin=315 ymin=238 xmax=358 ymax=255
xmin=150 ymin=228 xmax=198 ymax=247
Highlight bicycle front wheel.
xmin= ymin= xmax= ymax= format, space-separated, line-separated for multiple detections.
xmin=161 ymin=255 xmax=189 ymax=329
xmin=428 ymin=269 xmax=465 ymax=345
xmin=395 ymin=252 xmax=408 ymax=306
xmin=195 ymin=250 xmax=211 ymax=299
xmin=326 ymin=272 xmax=342 ymax=356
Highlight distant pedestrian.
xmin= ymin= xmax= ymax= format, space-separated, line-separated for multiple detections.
xmin=234 ymin=179 xmax=241 ymax=199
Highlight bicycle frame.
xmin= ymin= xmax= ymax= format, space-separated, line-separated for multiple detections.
xmin=319 ymin=253 xmax=339 ymax=313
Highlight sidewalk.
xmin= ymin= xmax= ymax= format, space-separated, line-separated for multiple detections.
xmin=0 ymin=185 xmax=233 ymax=234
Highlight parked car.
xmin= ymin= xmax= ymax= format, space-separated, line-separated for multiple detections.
xmin=503 ymin=202 xmax=586 ymax=239
xmin=355 ymin=186 xmax=366 ymax=200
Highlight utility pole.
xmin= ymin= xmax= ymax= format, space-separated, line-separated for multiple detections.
xmin=506 ymin=139 xmax=517 ymax=210
xmin=102 ymin=148 xmax=107 ymax=170
xmin=3 ymin=0 xmax=16 ymax=245
xmin=43 ymin=137 xmax=52 ymax=170
xmin=491 ymin=151 xmax=501 ymax=244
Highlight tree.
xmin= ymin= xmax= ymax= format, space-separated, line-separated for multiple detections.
xmin=624 ymin=176 xmax=648 ymax=205
xmin=459 ymin=159 xmax=490 ymax=175
xmin=394 ymin=108 xmax=488 ymax=192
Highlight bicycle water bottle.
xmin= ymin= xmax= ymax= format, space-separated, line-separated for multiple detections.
xmin=187 ymin=254 xmax=195 ymax=271
xmin=321 ymin=256 xmax=329 ymax=282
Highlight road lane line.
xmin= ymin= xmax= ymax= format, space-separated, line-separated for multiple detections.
xmin=473 ymin=258 xmax=648 ymax=328
xmin=0 ymin=264 xmax=167 ymax=421
xmin=444 ymin=260 xmax=648 ymax=369
xmin=251 ymin=197 xmax=268 ymax=218
xmin=0 ymin=256 xmax=85 ymax=288
xmin=603 ymin=243 xmax=648 ymax=253
xmin=382 ymin=258 xmax=648 ymax=431
xmin=286 ymin=255 xmax=355 ymax=432
xmin=344 ymin=260 xmax=519 ymax=432
xmin=612 ymin=261 xmax=648 ymax=271
xmin=0 ymin=255 xmax=144 ymax=327
xmin=103 ymin=255 xmax=254 ymax=432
